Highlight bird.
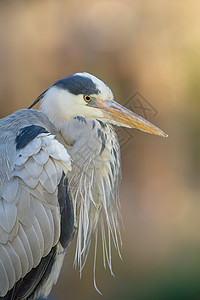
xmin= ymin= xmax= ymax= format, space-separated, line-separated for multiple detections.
xmin=0 ymin=72 xmax=167 ymax=299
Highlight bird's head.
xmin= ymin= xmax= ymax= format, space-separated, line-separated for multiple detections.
xmin=30 ymin=72 xmax=167 ymax=137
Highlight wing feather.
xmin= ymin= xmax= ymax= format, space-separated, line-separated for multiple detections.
xmin=12 ymin=233 xmax=29 ymax=277
xmin=39 ymin=159 xmax=58 ymax=193
xmin=33 ymin=217 xmax=45 ymax=256
xmin=51 ymin=208 xmax=61 ymax=245
xmin=33 ymin=149 xmax=49 ymax=165
xmin=25 ymin=225 xmax=42 ymax=267
xmin=2 ymin=179 xmax=19 ymax=203
xmin=24 ymin=157 xmax=43 ymax=178
xmin=19 ymin=136 xmax=41 ymax=157
xmin=29 ymin=182 xmax=58 ymax=206
xmin=0 ymin=258 xmax=9 ymax=296
xmin=14 ymin=231 xmax=30 ymax=277
xmin=13 ymin=168 xmax=38 ymax=189
xmin=0 ymin=246 xmax=16 ymax=290
xmin=45 ymin=208 xmax=55 ymax=246
xmin=0 ymin=200 xmax=17 ymax=234
xmin=34 ymin=202 xmax=54 ymax=256
xmin=17 ymin=224 xmax=34 ymax=269
xmin=15 ymin=154 xmax=28 ymax=166
xmin=0 ymin=132 xmax=71 ymax=297
xmin=17 ymin=186 xmax=31 ymax=226
xmin=8 ymin=239 xmax=23 ymax=281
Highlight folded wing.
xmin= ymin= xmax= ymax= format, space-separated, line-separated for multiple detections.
xmin=0 ymin=126 xmax=71 ymax=297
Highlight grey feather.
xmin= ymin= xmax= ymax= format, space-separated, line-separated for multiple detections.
xmin=9 ymin=237 xmax=23 ymax=281
xmin=26 ymin=225 xmax=42 ymax=267
xmin=0 ymin=258 xmax=9 ymax=296
xmin=33 ymin=149 xmax=49 ymax=165
xmin=0 ymin=109 xmax=71 ymax=297
xmin=34 ymin=202 xmax=55 ymax=256
xmin=19 ymin=137 xmax=42 ymax=157
xmin=12 ymin=234 xmax=29 ymax=277
xmin=2 ymin=179 xmax=18 ymax=203
xmin=41 ymin=159 xmax=58 ymax=193
xmin=0 ymin=91 xmax=122 ymax=298
xmin=33 ymin=217 xmax=45 ymax=255
xmin=24 ymin=157 xmax=43 ymax=179
xmin=61 ymin=117 xmax=121 ymax=273
xmin=0 ymin=200 xmax=17 ymax=234
xmin=15 ymin=154 xmax=29 ymax=166
xmin=13 ymin=168 xmax=38 ymax=189
xmin=0 ymin=246 xmax=15 ymax=290
xmin=17 ymin=186 xmax=31 ymax=225
xmin=17 ymin=224 xmax=34 ymax=270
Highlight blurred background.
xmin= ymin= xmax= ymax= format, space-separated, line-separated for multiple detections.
xmin=0 ymin=1 xmax=200 ymax=299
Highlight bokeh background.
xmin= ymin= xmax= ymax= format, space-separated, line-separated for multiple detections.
xmin=0 ymin=1 xmax=200 ymax=299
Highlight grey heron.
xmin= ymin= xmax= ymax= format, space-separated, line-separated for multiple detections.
xmin=0 ymin=72 xmax=167 ymax=299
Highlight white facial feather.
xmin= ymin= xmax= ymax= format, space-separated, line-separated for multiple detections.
xmin=40 ymin=73 xmax=115 ymax=129
xmin=40 ymin=86 xmax=104 ymax=129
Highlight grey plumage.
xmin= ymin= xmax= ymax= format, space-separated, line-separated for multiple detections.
xmin=0 ymin=110 xmax=72 ymax=297
xmin=0 ymin=72 xmax=167 ymax=299
xmin=0 ymin=108 xmax=121 ymax=298
xmin=64 ymin=117 xmax=121 ymax=273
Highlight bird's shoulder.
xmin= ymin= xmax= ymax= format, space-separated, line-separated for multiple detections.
xmin=0 ymin=109 xmax=67 ymax=178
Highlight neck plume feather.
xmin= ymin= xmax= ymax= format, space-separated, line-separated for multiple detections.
xmin=60 ymin=117 xmax=122 ymax=287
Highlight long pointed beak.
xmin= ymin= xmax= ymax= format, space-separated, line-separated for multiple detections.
xmin=91 ymin=99 xmax=168 ymax=138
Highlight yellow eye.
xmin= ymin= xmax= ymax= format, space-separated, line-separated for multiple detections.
xmin=83 ymin=95 xmax=92 ymax=103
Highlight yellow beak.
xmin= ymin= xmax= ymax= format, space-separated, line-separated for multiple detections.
xmin=91 ymin=99 xmax=167 ymax=138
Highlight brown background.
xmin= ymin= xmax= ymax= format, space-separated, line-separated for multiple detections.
xmin=0 ymin=1 xmax=200 ymax=299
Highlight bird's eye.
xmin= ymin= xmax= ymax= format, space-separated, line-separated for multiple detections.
xmin=83 ymin=95 xmax=92 ymax=103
